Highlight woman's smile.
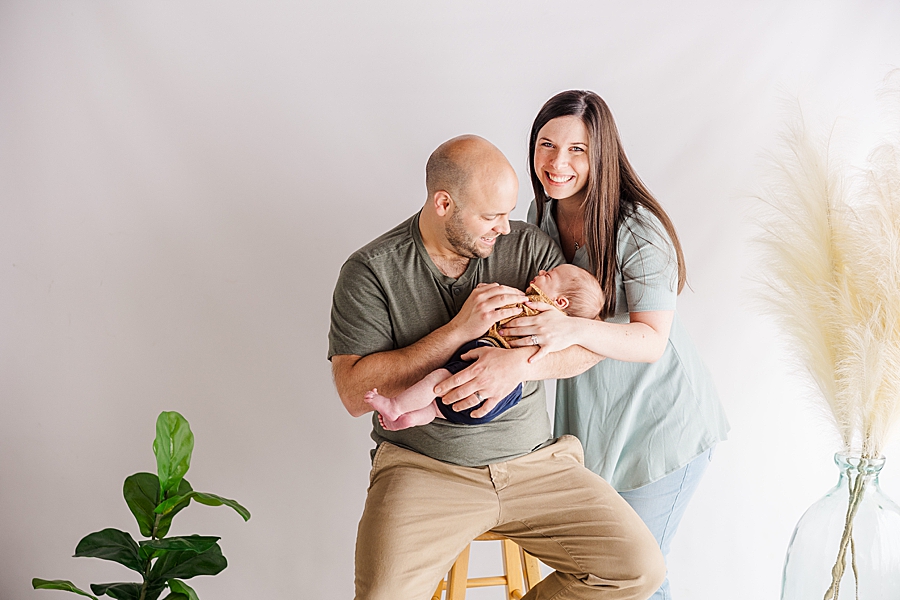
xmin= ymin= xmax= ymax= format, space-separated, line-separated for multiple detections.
xmin=546 ymin=172 xmax=576 ymax=184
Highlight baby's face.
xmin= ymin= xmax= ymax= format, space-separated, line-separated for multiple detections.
xmin=529 ymin=266 xmax=569 ymax=299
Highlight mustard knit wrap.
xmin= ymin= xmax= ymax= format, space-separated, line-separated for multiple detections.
xmin=484 ymin=284 xmax=564 ymax=349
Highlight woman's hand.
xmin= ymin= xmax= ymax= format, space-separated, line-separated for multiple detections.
xmin=499 ymin=302 xmax=581 ymax=362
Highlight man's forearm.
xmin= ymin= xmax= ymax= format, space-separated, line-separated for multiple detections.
xmin=332 ymin=321 xmax=471 ymax=416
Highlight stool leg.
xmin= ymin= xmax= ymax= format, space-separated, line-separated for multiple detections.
xmin=431 ymin=579 xmax=445 ymax=600
xmin=446 ymin=543 xmax=471 ymax=600
xmin=522 ymin=549 xmax=543 ymax=590
xmin=501 ymin=539 xmax=526 ymax=600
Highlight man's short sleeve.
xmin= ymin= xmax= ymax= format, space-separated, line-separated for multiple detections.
xmin=520 ymin=221 xmax=564 ymax=275
xmin=328 ymin=256 xmax=395 ymax=359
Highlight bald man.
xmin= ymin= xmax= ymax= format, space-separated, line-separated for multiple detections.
xmin=328 ymin=135 xmax=664 ymax=600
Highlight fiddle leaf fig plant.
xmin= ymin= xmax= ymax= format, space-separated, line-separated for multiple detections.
xmin=34 ymin=411 xmax=250 ymax=600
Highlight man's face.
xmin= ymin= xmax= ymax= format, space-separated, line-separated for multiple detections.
xmin=443 ymin=171 xmax=517 ymax=259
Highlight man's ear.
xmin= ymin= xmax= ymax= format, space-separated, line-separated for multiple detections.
xmin=555 ymin=296 xmax=570 ymax=310
xmin=432 ymin=190 xmax=452 ymax=216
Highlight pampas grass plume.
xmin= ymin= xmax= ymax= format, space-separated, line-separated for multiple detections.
xmin=756 ymin=91 xmax=900 ymax=458
xmin=755 ymin=114 xmax=855 ymax=449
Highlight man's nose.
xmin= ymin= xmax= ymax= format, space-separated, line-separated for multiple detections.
xmin=495 ymin=216 xmax=511 ymax=235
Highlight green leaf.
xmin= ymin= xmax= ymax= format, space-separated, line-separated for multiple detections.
xmin=154 ymin=494 xmax=188 ymax=516
xmin=89 ymin=583 xmax=141 ymax=600
xmin=156 ymin=478 xmax=193 ymax=538
xmin=123 ymin=473 xmax=160 ymax=537
xmin=149 ymin=543 xmax=227 ymax=581
xmin=140 ymin=535 xmax=220 ymax=556
xmin=167 ymin=579 xmax=199 ymax=600
xmin=193 ymin=492 xmax=251 ymax=521
xmin=152 ymin=411 xmax=194 ymax=496
xmin=125 ymin=473 xmax=192 ymax=539
xmin=74 ymin=529 xmax=143 ymax=574
xmin=155 ymin=491 xmax=250 ymax=522
xmin=160 ymin=595 xmax=189 ymax=600
xmin=32 ymin=579 xmax=99 ymax=599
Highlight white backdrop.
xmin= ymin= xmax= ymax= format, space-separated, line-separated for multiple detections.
xmin=3 ymin=2 xmax=900 ymax=599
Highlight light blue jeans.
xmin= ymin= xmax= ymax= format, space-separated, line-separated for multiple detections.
xmin=618 ymin=447 xmax=714 ymax=600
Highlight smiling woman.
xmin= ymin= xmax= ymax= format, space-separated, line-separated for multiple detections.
xmin=502 ymin=89 xmax=731 ymax=600
xmin=533 ymin=115 xmax=592 ymax=258
xmin=533 ymin=116 xmax=591 ymax=233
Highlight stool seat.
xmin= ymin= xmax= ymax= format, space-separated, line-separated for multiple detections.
xmin=432 ymin=533 xmax=543 ymax=600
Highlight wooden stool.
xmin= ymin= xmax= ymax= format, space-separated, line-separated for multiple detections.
xmin=431 ymin=532 xmax=543 ymax=600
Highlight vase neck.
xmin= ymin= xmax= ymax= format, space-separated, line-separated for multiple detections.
xmin=834 ymin=453 xmax=885 ymax=479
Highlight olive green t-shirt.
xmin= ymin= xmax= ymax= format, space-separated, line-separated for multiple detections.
xmin=328 ymin=213 xmax=565 ymax=467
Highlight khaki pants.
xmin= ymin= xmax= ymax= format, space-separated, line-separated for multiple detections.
xmin=355 ymin=435 xmax=665 ymax=600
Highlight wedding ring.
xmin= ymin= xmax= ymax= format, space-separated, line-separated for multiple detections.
xmin=531 ymin=335 xmax=539 ymax=346
xmin=474 ymin=391 xmax=485 ymax=403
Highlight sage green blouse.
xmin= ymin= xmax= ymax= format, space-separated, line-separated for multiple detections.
xmin=528 ymin=200 xmax=729 ymax=491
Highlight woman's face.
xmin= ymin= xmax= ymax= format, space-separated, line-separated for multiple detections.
xmin=533 ymin=115 xmax=591 ymax=203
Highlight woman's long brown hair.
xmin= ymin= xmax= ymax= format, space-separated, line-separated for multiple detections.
xmin=528 ymin=90 xmax=687 ymax=318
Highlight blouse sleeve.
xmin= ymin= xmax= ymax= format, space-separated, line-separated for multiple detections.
xmin=526 ymin=200 xmax=538 ymax=226
xmin=618 ymin=210 xmax=678 ymax=312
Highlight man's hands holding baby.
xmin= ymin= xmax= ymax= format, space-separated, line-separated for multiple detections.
xmin=434 ymin=345 xmax=532 ymax=419
xmin=437 ymin=283 xmax=530 ymax=418
xmin=449 ymin=283 xmax=527 ymax=341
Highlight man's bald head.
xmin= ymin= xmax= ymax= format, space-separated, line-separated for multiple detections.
xmin=425 ymin=135 xmax=516 ymax=203
xmin=419 ymin=135 xmax=518 ymax=261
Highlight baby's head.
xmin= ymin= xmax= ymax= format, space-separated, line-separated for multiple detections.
xmin=529 ymin=264 xmax=604 ymax=319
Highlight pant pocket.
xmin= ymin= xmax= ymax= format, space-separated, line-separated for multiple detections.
xmin=369 ymin=442 xmax=391 ymax=487
xmin=551 ymin=434 xmax=586 ymax=466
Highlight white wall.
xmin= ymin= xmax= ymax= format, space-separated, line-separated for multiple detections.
xmin=3 ymin=1 xmax=900 ymax=599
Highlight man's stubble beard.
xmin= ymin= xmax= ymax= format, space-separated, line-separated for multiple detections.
xmin=444 ymin=208 xmax=492 ymax=260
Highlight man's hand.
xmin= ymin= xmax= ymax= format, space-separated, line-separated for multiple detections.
xmin=433 ymin=346 xmax=534 ymax=419
xmin=448 ymin=283 xmax=528 ymax=341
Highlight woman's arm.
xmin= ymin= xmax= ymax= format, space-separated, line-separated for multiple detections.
xmin=499 ymin=303 xmax=673 ymax=363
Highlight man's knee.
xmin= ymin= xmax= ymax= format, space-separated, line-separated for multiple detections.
xmin=618 ymin=537 xmax=666 ymax=600
xmin=575 ymin=530 xmax=665 ymax=599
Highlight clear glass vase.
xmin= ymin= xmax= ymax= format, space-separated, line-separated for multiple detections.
xmin=781 ymin=453 xmax=900 ymax=599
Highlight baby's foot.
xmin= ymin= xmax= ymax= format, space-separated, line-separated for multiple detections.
xmin=378 ymin=409 xmax=435 ymax=431
xmin=378 ymin=412 xmax=406 ymax=432
xmin=364 ymin=388 xmax=401 ymax=421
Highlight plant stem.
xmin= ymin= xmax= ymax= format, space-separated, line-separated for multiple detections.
xmin=139 ymin=512 xmax=164 ymax=600
xmin=823 ymin=458 xmax=869 ymax=600
xmin=850 ymin=533 xmax=859 ymax=600
xmin=138 ymin=557 xmax=151 ymax=600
